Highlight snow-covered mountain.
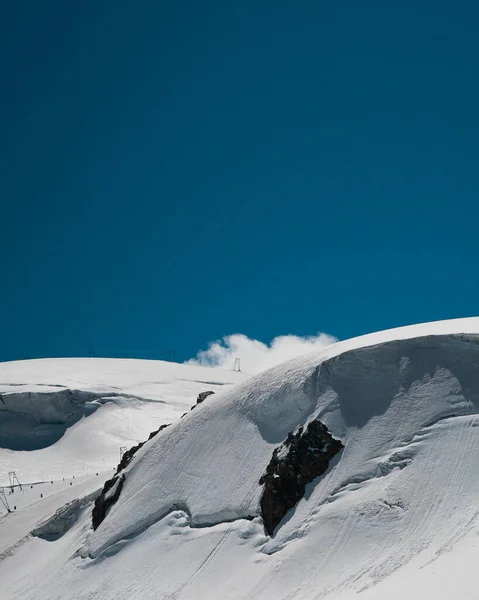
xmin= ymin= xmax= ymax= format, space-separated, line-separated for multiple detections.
xmin=1 ymin=318 xmax=479 ymax=599
xmin=0 ymin=358 xmax=247 ymax=484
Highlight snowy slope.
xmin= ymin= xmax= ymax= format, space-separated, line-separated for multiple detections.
xmin=0 ymin=358 xmax=247 ymax=485
xmin=1 ymin=318 xmax=479 ymax=600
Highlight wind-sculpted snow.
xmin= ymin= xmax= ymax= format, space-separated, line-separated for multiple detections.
xmin=0 ymin=358 xmax=247 ymax=483
xmin=0 ymin=388 xmax=130 ymax=450
xmin=86 ymin=325 xmax=479 ymax=568
xmin=2 ymin=318 xmax=479 ymax=600
xmin=32 ymin=491 xmax=99 ymax=541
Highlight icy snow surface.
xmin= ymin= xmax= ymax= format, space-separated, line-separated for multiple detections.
xmin=1 ymin=317 xmax=479 ymax=599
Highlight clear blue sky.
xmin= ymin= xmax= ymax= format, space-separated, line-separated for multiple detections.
xmin=1 ymin=1 xmax=478 ymax=362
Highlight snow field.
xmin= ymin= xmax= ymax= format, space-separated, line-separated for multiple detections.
xmin=1 ymin=318 xmax=479 ymax=599
xmin=0 ymin=357 xmax=247 ymax=485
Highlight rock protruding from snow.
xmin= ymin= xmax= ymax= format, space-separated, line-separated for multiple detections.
xmin=6 ymin=319 xmax=479 ymax=600
xmin=84 ymin=325 xmax=479 ymax=564
xmin=115 ymin=424 xmax=171 ymax=475
xmin=189 ymin=390 xmax=215 ymax=412
xmin=93 ymin=423 xmax=171 ymax=530
xmin=181 ymin=390 xmax=216 ymax=417
xmin=92 ymin=475 xmax=125 ymax=530
xmin=196 ymin=391 xmax=215 ymax=405
xmin=91 ymin=392 xmax=217 ymax=532
xmin=259 ymin=420 xmax=343 ymax=534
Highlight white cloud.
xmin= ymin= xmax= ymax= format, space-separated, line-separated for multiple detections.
xmin=187 ymin=332 xmax=338 ymax=374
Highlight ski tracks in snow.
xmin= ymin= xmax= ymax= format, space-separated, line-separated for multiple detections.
xmin=165 ymin=479 xmax=261 ymax=600
xmin=354 ymin=414 xmax=479 ymax=594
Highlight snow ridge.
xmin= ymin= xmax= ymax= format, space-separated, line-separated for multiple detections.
xmin=2 ymin=318 xmax=479 ymax=600
xmin=86 ymin=327 xmax=479 ymax=566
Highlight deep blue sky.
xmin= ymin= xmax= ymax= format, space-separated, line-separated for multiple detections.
xmin=1 ymin=1 xmax=478 ymax=362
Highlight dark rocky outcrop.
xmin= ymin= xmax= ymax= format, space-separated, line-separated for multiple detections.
xmin=92 ymin=474 xmax=125 ymax=530
xmin=92 ymin=423 xmax=170 ymax=530
xmin=182 ymin=390 xmax=215 ymax=417
xmin=115 ymin=423 xmax=170 ymax=474
xmin=259 ymin=420 xmax=343 ymax=535
xmin=196 ymin=390 xmax=215 ymax=404
xmin=92 ymin=392 xmax=215 ymax=530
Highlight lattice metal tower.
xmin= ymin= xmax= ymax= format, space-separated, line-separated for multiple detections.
xmin=0 ymin=488 xmax=11 ymax=513
xmin=8 ymin=471 xmax=22 ymax=491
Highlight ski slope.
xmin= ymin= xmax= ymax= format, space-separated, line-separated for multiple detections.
xmin=1 ymin=318 xmax=479 ymax=599
xmin=0 ymin=358 xmax=247 ymax=485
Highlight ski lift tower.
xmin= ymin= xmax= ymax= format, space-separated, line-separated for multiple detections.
xmin=8 ymin=471 xmax=22 ymax=491
xmin=0 ymin=488 xmax=11 ymax=513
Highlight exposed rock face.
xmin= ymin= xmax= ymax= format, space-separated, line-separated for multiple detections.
xmin=259 ymin=420 xmax=343 ymax=535
xmin=196 ymin=391 xmax=215 ymax=404
xmin=115 ymin=423 xmax=170 ymax=474
xmin=92 ymin=474 xmax=125 ymax=530
xmin=92 ymin=392 xmax=215 ymax=530
xmin=182 ymin=390 xmax=215 ymax=416
xmin=92 ymin=423 xmax=170 ymax=530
